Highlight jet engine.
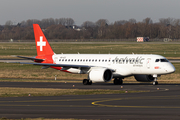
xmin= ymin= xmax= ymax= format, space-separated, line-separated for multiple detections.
xmin=134 ymin=75 xmax=155 ymax=82
xmin=89 ymin=68 xmax=113 ymax=82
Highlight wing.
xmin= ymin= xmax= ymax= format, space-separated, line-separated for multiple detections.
xmin=15 ymin=62 xmax=116 ymax=72
xmin=13 ymin=62 xmax=92 ymax=68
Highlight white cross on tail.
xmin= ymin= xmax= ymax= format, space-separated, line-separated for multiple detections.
xmin=37 ymin=36 xmax=46 ymax=51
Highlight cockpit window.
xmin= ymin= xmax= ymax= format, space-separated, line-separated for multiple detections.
xmin=155 ymin=59 xmax=169 ymax=62
xmin=160 ymin=59 xmax=169 ymax=62
xmin=155 ymin=59 xmax=160 ymax=62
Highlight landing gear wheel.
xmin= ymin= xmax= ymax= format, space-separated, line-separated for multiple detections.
xmin=88 ymin=81 xmax=92 ymax=85
xmin=153 ymin=81 xmax=158 ymax=85
xmin=83 ymin=79 xmax=88 ymax=85
xmin=83 ymin=79 xmax=92 ymax=85
xmin=114 ymin=78 xmax=123 ymax=85
xmin=153 ymin=76 xmax=158 ymax=85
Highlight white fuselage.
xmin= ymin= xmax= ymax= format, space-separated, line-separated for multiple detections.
xmin=52 ymin=54 xmax=175 ymax=77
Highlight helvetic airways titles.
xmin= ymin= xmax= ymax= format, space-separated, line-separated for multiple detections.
xmin=113 ymin=56 xmax=144 ymax=64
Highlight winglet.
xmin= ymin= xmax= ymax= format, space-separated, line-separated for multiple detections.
xmin=33 ymin=24 xmax=54 ymax=56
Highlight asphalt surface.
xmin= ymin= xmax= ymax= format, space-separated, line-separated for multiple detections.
xmin=0 ymin=82 xmax=180 ymax=119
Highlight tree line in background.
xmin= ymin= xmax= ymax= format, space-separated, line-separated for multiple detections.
xmin=0 ymin=17 xmax=180 ymax=40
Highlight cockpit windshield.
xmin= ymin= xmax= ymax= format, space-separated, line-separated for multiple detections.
xmin=160 ymin=59 xmax=169 ymax=62
xmin=155 ymin=59 xmax=160 ymax=62
xmin=155 ymin=59 xmax=169 ymax=62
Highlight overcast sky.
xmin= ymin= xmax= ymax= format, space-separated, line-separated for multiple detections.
xmin=0 ymin=0 xmax=180 ymax=25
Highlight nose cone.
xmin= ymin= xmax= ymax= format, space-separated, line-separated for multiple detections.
xmin=167 ymin=64 xmax=176 ymax=73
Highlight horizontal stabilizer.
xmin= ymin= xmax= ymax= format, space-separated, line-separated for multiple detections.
xmin=12 ymin=55 xmax=44 ymax=61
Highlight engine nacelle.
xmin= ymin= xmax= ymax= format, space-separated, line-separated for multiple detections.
xmin=134 ymin=75 xmax=155 ymax=82
xmin=89 ymin=68 xmax=113 ymax=82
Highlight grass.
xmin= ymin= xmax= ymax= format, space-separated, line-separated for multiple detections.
xmin=0 ymin=62 xmax=180 ymax=82
xmin=0 ymin=87 xmax=146 ymax=97
xmin=1 ymin=43 xmax=180 ymax=57
xmin=0 ymin=63 xmax=86 ymax=80
xmin=0 ymin=42 xmax=180 ymax=82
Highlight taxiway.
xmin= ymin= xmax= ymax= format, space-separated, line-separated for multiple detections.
xmin=0 ymin=82 xmax=179 ymax=119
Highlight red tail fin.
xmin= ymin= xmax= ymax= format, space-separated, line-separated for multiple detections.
xmin=33 ymin=24 xmax=54 ymax=56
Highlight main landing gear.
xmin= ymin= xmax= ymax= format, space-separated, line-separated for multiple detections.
xmin=114 ymin=78 xmax=123 ymax=85
xmin=83 ymin=79 xmax=92 ymax=85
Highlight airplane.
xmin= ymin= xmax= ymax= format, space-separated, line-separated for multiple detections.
xmin=13 ymin=24 xmax=176 ymax=85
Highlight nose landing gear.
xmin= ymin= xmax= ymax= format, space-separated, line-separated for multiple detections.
xmin=153 ymin=81 xmax=158 ymax=85
xmin=153 ymin=75 xmax=158 ymax=85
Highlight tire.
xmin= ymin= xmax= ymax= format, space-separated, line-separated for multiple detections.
xmin=83 ymin=79 xmax=89 ymax=85
xmin=114 ymin=78 xmax=123 ymax=85
xmin=153 ymin=81 xmax=158 ymax=85
xmin=88 ymin=81 xmax=92 ymax=85
xmin=83 ymin=79 xmax=92 ymax=85
xmin=114 ymin=78 xmax=118 ymax=85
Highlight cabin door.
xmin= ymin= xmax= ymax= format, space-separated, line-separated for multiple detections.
xmin=146 ymin=58 xmax=151 ymax=69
